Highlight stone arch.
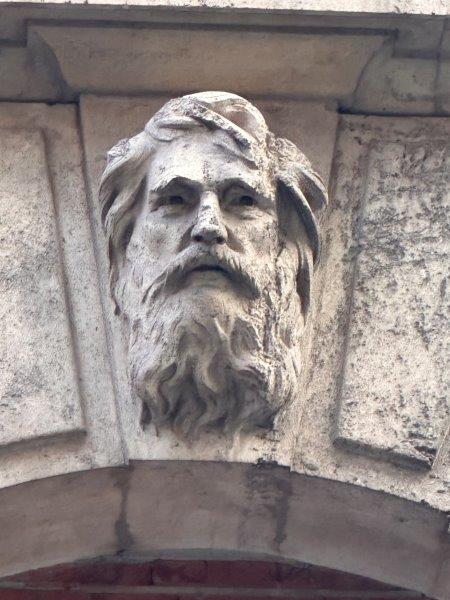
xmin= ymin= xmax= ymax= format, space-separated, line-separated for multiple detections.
xmin=0 ymin=462 xmax=448 ymax=598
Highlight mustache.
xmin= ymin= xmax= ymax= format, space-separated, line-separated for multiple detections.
xmin=141 ymin=246 xmax=261 ymax=304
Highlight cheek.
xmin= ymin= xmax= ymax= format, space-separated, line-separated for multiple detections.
xmin=236 ymin=216 xmax=279 ymax=255
xmin=122 ymin=224 xmax=172 ymax=295
xmin=133 ymin=216 xmax=181 ymax=265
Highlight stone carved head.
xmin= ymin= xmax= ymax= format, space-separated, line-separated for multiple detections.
xmin=99 ymin=92 xmax=327 ymax=439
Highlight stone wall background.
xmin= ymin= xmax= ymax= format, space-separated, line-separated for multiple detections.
xmin=0 ymin=2 xmax=448 ymax=596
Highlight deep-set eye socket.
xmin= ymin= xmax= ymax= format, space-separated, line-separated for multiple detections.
xmin=157 ymin=189 xmax=195 ymax=210
xmin=167 ymin=195 xmax=185 ymax=206
xmin=223 ymin=185 xmax=258 ymax=211
xmin=238 ymin=195 xmax=255 ymax=207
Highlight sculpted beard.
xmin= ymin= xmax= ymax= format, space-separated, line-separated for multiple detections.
xmin=122 ymin=243 xmax=304 ymax=439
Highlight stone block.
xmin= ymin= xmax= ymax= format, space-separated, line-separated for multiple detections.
xmin=293 ymin=114 xmax=449 ymax=516
xmin=0 ymin=128 xmax=84 ymax=448
xmin=0 ymin=0 xmax=448 ymax=15
xmin=395 ymin=18 xmax=445 ymax=58
xmin=0 ymin=103 xmax=123 ymax=488
xmin=330 ymin=117 xmax=449 ymax=469
xmin=31 ymin=24 xmax=385 ymax=100
xmin=348 ymin=43 xmax=437 ymax=114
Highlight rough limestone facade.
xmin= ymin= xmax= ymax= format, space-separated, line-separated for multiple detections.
xmin=0 ymin=1 xmax=448 ymax=598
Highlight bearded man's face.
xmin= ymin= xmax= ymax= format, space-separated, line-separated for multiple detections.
xmin=116 ymin=129 xmax=304 ymax=439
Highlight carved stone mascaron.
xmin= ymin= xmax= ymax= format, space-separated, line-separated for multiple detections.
xmin=99 ymin=91 xmax=327 ymax=440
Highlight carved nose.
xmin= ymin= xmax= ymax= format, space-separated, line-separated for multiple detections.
xmin=191 ymin=194 xmax=228 ymax=245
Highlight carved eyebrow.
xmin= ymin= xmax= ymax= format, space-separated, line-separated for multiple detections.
xmin=221 ymin=177 xmax=261 ymax=194
xmin=149 ymin=175 xmax=202 ymax=194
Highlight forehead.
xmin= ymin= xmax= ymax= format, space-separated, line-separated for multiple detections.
xmin=146 ymin=129 xmax=270 ymax=190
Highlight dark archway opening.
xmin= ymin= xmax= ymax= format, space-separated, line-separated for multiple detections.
xmin=0 ymin=559 xmax=432 ymax=599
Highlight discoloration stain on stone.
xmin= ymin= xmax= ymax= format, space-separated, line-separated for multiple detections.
xmin=112 ymin=466 xmax=134 ymax=553
xmin=242 ymin=463 xmax=292 ymax=553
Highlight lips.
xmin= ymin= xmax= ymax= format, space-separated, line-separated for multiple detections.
xmin=187 ymin=264 xmax=229 ymax=276
xmin=180 ymin=256 xmax=259 ymax=298
xmin=183 ymin=254 xmax=233 ymax=280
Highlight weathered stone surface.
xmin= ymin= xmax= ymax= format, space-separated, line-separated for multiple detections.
xmin=438 ymin=58 xmax=450 ymax=114
xmin=1 ymin=0 xmax=448 ymax=15
xmin=336 ymin=132 xmax=449 ymax=469
xmin=0 ymin=45 xmax=63 ymax=101
xmin=294 ymin=115 xmax=449 ymax=509
xmin=31 ymin=24 xmax=385 ymax=100
xmin=348 ymin=43 xmax=438 ymax=114
xmin=1 ymin=463 xmax=448 ymax=599
xmin=0 ymin=128 xmax=83 ymax=448
xmin=0 ymin=8 xmax=447 ymax=117
xmin=0 ymin=104 xmax=123 ymax=488
xmin=80 ymin=95 xmax=337 ymax=186
xmin=0 ymin=100 xmax=447 ymax=510
xmin=0 ymin=0 xmax=447 ymax=592
xmin=0 ymin=96 xmax=448 ymax=599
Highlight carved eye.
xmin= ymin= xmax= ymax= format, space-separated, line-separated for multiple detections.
xmin=223 ymin=186 xmax=259 ymax=212
xmin=167 ymin=195 xmax=185 ymax=206
xmin=157 ymin=191 xmax=194 ymax=212
xmin=238 ymin=195 xmax=255 ymax=207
